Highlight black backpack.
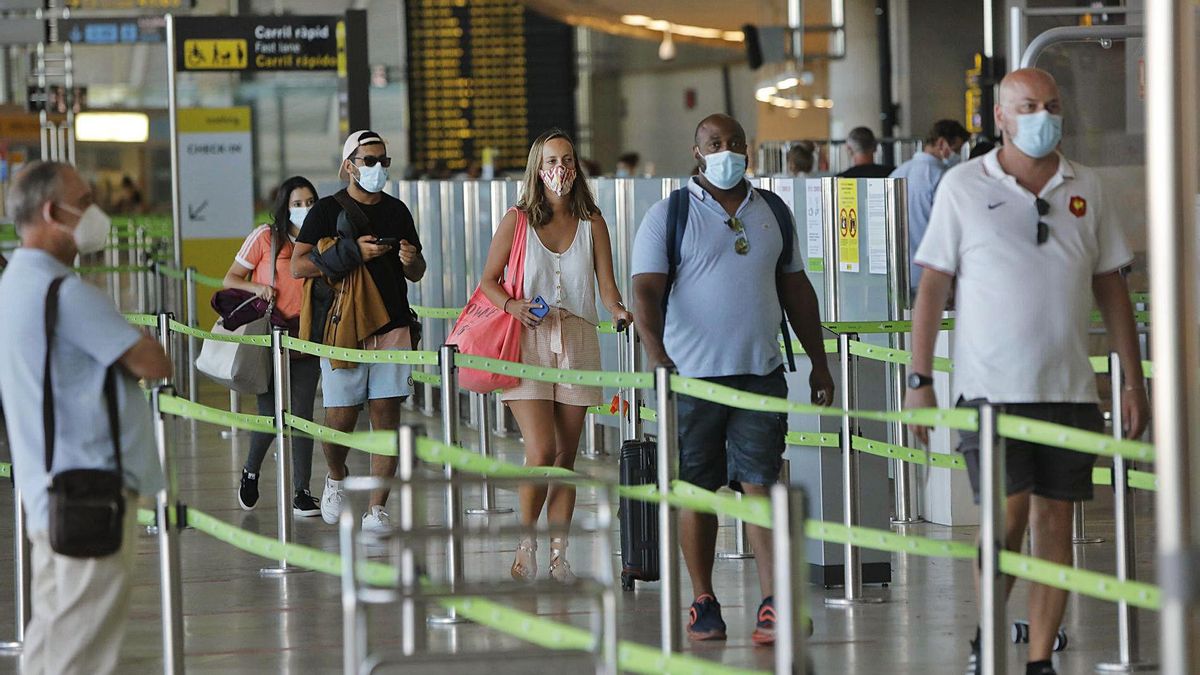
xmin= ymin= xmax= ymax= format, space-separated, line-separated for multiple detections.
xmin=662 ymin=185 xmax=798 ymax=371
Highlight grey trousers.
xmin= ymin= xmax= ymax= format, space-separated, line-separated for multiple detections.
xmin=246 ymin=355 xmax=320 ymax=492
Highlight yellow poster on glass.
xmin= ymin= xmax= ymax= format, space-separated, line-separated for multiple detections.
xmin=837 ymin=179 xmax=860 ymax=272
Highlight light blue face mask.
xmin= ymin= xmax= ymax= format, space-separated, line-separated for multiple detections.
xmin=355 ymin=163 xmax=389 ymax=193
xmin=701 ymin=150 xmax=747 ymax=190
xmin=1012 ymin=110 xmax=1063 ymax=159
xmin=944 ymin=152 xmax=962 ymax=168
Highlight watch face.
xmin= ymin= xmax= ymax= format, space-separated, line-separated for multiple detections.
xmin=908 ymin=373 xmax=929 ymax=389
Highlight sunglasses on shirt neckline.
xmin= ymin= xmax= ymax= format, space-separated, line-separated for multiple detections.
xmin=1035 ymin=197 xmax=1050 ymax=245
xmin=726 ymin=217 xmax=750 ymax=255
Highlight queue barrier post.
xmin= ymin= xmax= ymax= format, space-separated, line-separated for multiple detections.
xmin=1097 ymin=352 xmax=1156 ymax=673
xmin=429 ymin=344 xmax=467 ymax=626
xmin=826 ymin=333 xmax=884 ymax=607
xmin=151 ymin=386 xmax=186 ymax=675
xmin=465 ymin=392 xmax=512 ymax=516
xmin=979 ymin=403 xmax=1006 ymax=675
xmin=135 ymin=228 xmax=147 ymax=312
xmin=221 ymin=390 xmax=243 ymax=440
xmin=594 ymin=483 xmax=619 ymax=675
xmin=654 ymin=365 xmax=681 ymax=655
xmin=1072 ymin=500 xmax=1104 ymax=545
xmin=339 ymin=505 xmax=367 ymax=675
xmin=261 ymin=327 xmax=298 ymax=577
xmin=0 ymin=487 xmax=31 ymax=654
xmin=582 ymin=410 xmax=601 ymax=459
xmin=184 ymin=267 xmax=198 ymax=403
xmin=717 ymin=497 xmax=754 ymax=560
xmin=396 ymin=425 xmax=427 ymax=655
xmin=772 ymin=482 xmax=807 ymax=675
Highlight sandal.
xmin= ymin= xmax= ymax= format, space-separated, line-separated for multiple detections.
xmin=548 ymin=538 xmax=576 ymax=583
xmin=511 ymin=538 xmax=537 ymax=582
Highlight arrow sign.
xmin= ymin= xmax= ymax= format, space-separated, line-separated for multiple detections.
xmin=187 ymin=200 xmax=208 ymax=221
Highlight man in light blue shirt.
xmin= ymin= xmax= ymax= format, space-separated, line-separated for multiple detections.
xmin=890 ymin=119 xmax=970 ymax=295
xmin=0 ymin=161 xmax=171 ymax=675
xmin=631 ymin=113 xmax=833 ymax=647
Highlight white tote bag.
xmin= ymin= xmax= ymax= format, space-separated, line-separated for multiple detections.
xmin=195 ymin=296 xmax=273 ymax=395
xmin=195 ymin=236 xmax=277 ymax=395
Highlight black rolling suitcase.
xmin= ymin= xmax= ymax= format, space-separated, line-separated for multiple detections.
xmin=618 ymin=439 xmax=659 ymax=591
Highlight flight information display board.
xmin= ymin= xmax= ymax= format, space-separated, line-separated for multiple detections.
xmin=406 ymin=0 xmax=575 ymax=174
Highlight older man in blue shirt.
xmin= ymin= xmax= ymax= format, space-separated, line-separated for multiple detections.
xmin=890 ymin=119 xmax=970 ymax=296
xmin=0 ymin=161 xmax=171 ymax=675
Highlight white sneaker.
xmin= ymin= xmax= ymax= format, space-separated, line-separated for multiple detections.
xmin=361 ymin=506 xmax=392 ymax=533
xmin=320 ymin=473 xmax=344 ymax=525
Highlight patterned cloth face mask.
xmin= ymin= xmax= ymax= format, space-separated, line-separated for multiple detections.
xmin=539 ymin=165 xmax=576 ymax=197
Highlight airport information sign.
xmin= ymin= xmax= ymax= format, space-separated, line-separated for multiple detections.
xmin=174 ymin=15 xmax=339 ymax=72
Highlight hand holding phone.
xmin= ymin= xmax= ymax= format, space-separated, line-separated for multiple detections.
xmin=372 ymin=237 xmax=400 ymax=248
xmin=530 ymin=295 xmax=550 ymax=319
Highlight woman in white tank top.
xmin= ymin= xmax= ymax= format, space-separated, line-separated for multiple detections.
xmin=478 ymin=130 xmax=633 ymax=583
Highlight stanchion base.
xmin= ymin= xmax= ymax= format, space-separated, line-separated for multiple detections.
xmin=1073 ymin=537 xmax=1106 ymax=545
xmin=716 ymin=552 xmax=755 ymax=560
xmin=0 ymin=641 xmax=22 ymax=654
xmin=465 ymin=507 xmax=514 ymax=516
xmin=891 ymin=516 xmax=925 ymax=525
xmin=1095 ymin=662 xmax=1158 ymax=673
xmin=145 ymin=525 xmax=159 ymax=535
xmin=259 ymin=566 xmax=305 ymax=577
xmin=427 ymin=615 xmax=468 ymax=626
xmin=825 ymin=596 xmax=886 ymax=608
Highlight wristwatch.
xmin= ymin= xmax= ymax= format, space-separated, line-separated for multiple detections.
xmin=907 ymin=372 xmax=934 ymax=390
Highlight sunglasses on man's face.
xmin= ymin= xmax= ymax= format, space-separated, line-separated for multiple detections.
xmin=1035 ymin=197 xmax=1050 ymax=245
xmin=352 ymin=155 xmax=392 ymax=168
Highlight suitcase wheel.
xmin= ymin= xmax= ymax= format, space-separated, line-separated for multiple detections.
xmin=620 ymin=572 xmax=635 ymax=592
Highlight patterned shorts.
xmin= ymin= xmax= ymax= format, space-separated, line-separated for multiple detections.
xmin=500 ymin=309 xmax=604 ymax=407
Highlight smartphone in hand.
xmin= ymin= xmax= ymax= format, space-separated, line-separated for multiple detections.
xmin=373 ymin=237 xmax=400 ymax=248
xmin=530 ymin=295 xmax=550 ymax=319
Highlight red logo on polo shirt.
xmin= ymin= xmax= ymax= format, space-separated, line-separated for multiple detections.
xmin=1069 ymin=196 xmax=1087 ymax=218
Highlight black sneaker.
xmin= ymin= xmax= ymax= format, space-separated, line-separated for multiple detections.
xmin=966 ymin=635 xmax=980 ymax=675
xmin=293 ymin=489 xmax=321 ymax=517
xmin=238 ymin=469 xmax=259 ymax=510
xmin=1026 ymin=660 xmax=1056 ymax=675
xmin=686 ymin=594 xmax=727 ymax=641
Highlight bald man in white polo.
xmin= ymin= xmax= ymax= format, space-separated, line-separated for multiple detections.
xmin=904 ymin=68 xmax=1149 ymax=675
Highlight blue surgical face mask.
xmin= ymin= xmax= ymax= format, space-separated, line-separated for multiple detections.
xmin=355 ymin=163 xmax=388 ymax=193
xmin=944 ymin=152 xmax=962 ymax=168
xmin=1011 ymin=110 xmax=1063 ymax=159
xmin=701 ymin=150 xmax=747 ymax=190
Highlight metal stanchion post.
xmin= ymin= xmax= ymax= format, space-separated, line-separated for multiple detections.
xmin=772 ymin=483 xmax=807 ymax=675
xmin=221 ymin=390 xmax=242 ymax=440
xmin=339 ymin=507 xmax=366 ymax=675
xmin=1072 ymin=500 xmax=1104 ymax=544
xmin=827 ymin=333 xmax=883 ymax=607
xmin=582 ymin=410 xmax=600 ymax=459
xmin=422 ymin=379 xmax=436 ymax=418
xmin=465 ymin=392 xmax=512 ymax=516
xmin=1097 ymin=352 xmax=1155 ymax=672
xmin=396 ymin=426 xmax=427 ymax=655
xmin=261 ymin=328 xmax=298 ymax=576
xmin=655 ymin=365 xmax=681 ymax=655
xmin=429 ymin=344 xmax=467 ymax=626
xmin=184 ymin=267 xmax=198 ymax=403
xmin=151 ymin=386 xmax=186 ymax=674
xmin=717 ymin=497 xmax=754 ymax=560
xmin=978 ymin=403 xmax=1006 ymax=675
xmin=0 ymin=488 xmax=30 ymax=653
xmin=628 ymin=325 xmax=643 ymax=441
xmin=135 ymin=228 xmax=147 ymax=312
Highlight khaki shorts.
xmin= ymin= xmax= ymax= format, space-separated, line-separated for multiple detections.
xmin=501 ymin=309 xmax=603 ymax=407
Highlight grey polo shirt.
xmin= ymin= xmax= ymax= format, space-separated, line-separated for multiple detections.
xmin=890 ymin=152 xmax=949 ymax=290
xmin=631 ymin=178 xmax=804 ymax=379
xmin=0 ymin=249 xmax=162 ymax=533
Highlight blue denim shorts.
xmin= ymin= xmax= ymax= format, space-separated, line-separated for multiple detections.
xmin=676 ymin=367 xmax=788 ymax=491
xmin=320 ymin=358 xmax=412 ymax=409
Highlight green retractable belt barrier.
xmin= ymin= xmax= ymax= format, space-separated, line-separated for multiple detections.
xmin=280 ymin=335 xmax=440 ymax=365
xmin=411 ymin=305 xmax=462 ymax=320
xmin=787 ymin=431 xmax=840 ymax=448
xmin=157 ymin=266 xmax=187 ymax=281
xmin=455 ymin=354 xmax=654 ymax=390
xmin=997 ymin=414 xmax=1154 ymax=462
xmin=123 ymin=313 xmax=158 ymax=327
xmin=159 ymin=394 xmax=275 ymax=434
xmin=847 ymin=339 xmax=954 ymax=372
xmin=169 ymin=320 xmax=272 ymax=346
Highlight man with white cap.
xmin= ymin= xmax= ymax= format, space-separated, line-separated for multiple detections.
xmin=291 ymin=130 xmax=426 ymax=531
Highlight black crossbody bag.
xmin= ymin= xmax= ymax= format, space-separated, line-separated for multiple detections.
xmin=43 ymin=276 xmax=126 ymax=558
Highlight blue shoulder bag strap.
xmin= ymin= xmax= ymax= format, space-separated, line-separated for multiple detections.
xmin=663 ymin=187 xmax=690 ymax=314
xmin=755 ymin=188 xmax=798 ymax=372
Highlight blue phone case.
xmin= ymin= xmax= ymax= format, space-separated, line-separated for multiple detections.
xmin=530 ymin=296 xmax=550 ymax=319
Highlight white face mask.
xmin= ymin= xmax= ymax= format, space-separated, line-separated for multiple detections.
xmin=56 ymin=203 xmax=111 ymax=255
xmin=289 ymin=206 xmax=311 ymax=228
xmin=355 ymin=163 xmax=389 ymax=193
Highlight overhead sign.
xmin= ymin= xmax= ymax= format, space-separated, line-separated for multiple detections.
xmin=63 ymin=0 xmax=192 ymax=8
xmin=177 ymin=108 xmax=254 ymax=239
xmin=58 ymin=17 xmax=165 ymax=45
xmin=174 ymin=16 xmax=339 ymax=72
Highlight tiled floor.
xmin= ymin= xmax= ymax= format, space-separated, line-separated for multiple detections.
xmin=0 ymin=382 xmax=1160 ymax=674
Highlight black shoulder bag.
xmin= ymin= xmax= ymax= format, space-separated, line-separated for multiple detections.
xmin=332 ymin=189 xmax=423 ymax=349
xmin=44 ymin=276 xmax=126 ymax=558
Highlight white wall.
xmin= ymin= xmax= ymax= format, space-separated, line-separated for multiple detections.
xmin=827 ymin=0 xmax=882 ymax=140
xmin=617 ymin=65 xmax=758 ymax=177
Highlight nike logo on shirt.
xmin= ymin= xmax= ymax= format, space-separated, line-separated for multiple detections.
xmin=987 ymin=202 xmax=1006 ymax=210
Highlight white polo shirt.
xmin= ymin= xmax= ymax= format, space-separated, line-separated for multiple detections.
xmin=914 ymin=149 xmax=1132 ymax=404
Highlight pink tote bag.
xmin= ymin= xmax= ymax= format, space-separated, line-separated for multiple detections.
xmin=447 ymin=207 xmax=528 ymax=393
